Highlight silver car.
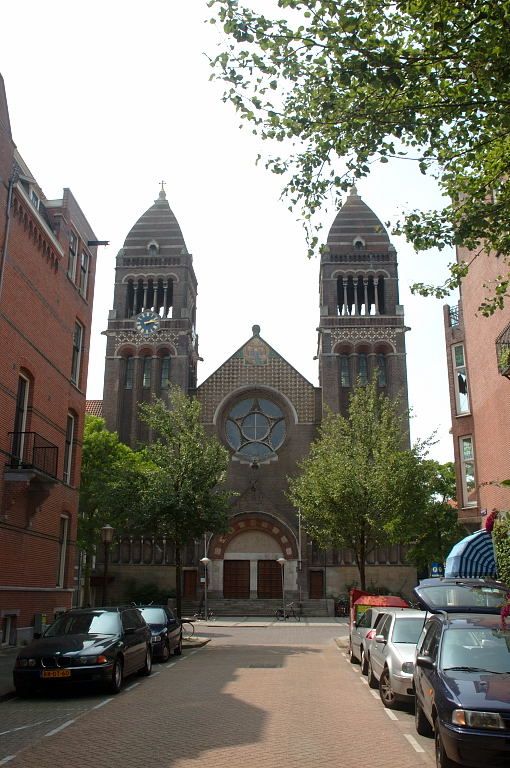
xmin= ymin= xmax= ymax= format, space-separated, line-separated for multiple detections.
xmin=366 ymin=609 xmax=426 ymax=708
xmin=349 ymin=607 xmax=388 ymax=673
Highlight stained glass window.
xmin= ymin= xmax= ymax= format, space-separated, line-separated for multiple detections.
xmin=225 ymin=397 xmax=286 ymax=460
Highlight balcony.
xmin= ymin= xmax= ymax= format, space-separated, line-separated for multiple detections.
xmin=6 ymin=432 xmax=59 ymax=481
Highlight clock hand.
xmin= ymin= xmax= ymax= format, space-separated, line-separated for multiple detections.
xmin=145 ymin=318 xmax=159 ymax=324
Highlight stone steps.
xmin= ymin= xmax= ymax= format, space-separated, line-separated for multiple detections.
xmin=181 ymin=598 xmax=333 ymax=617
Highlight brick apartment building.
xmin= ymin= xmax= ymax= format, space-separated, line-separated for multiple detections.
xmin=0 ymin=74 xmax=99 ymax=643
xmin=89 ymin=185 xmax=416 ymax=608
xmin=444 ymin=241 xmax=510 ymax=530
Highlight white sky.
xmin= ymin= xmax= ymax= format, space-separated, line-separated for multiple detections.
xmin=1 ymin=1 xmax=454 ymax=462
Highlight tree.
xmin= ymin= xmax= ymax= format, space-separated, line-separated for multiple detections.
xmin=208 ymin=0 xmax=510 ymax=314
xmin=79 ymin=416 xmax=149 ymax=605
xmin=403 ymin=461 xmax=463 ymax=575
xmin=138 ymin=388 xmax=232 ymax=618
xmin=287 ymin=381 xmax=431 ymax=589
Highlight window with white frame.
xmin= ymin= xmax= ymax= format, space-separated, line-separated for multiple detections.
xmin=12 ymin=373 xmax=30 ymax=463
xmin=78 ymin=250 xmax=89 ymax=298
xmin=68 ymin=231 xmax=78 ymax=281
xmin=453 ymin=344 xmax=469 ymax=414
xmin=71 ymin=321 xmax=84 ymax=386
xmin=459 ymin=436 xmax=476 ymax=506
xmin=63 ymin=413 xmax=75 ymax=485
xmin=56 ymin=516 xmax=69 ymax=587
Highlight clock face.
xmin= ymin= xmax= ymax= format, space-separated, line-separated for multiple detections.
xmin=136 ymin=310 xmax=161 ymax=335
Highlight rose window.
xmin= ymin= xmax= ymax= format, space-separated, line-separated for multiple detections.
xmin=225 ymin=397 xmax=286 ymax=461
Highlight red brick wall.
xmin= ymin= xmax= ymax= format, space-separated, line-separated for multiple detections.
xmin=456 ymin=244 xmax=510 ymax=517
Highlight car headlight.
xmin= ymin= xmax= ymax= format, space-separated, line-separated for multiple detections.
xmin=452 ymin=709 xmax=505 ymax=730
xmin=401 ymin=662 xmax=414 ymax=674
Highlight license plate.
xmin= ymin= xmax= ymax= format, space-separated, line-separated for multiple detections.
xmin=41 ymin=669 xmax=71 ymax=679
xmin=151 ymin=637 xmax=161 ymax=643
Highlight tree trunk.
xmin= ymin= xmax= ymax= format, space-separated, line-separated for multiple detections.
xmin=175 ymin=541 xmax=182 ymax=619
xmin=358 ymin=536 xmax=366 ymax=591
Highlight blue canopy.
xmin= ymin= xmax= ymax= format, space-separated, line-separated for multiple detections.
xmin=445 ymin=530 xmax=498 ymax=578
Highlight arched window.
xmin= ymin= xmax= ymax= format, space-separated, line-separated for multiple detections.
xmin=376 ymin=354 xmax=387 ymax=387
xmin=142 ymin=357 xmax=152 ymax=389
xmin=340 ymin=355 xmax=350 ymax=387
xmin=225 ymin=397 xmax=286 ymax=461
xmin=124 ymin=357 xmax=134 ymax=389
xmin=358 ymin=353 xmax=368 ymax=385
xmin=160 ymin=354 xmax=171 ymax=389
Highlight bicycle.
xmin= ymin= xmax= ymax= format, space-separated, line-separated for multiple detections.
xmin=181 ymin=620 xmax=195 ymax=639
xmin=193 ymin=609 xmax=215 ymax=621
xmin=275 ymin=602 xmax=301 ymax=621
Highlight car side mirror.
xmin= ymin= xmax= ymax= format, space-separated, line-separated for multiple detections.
xmin=416 ymin=654 xmax=435 ymax=670
xmin=375 ymin=634 xmax=385 ymax=644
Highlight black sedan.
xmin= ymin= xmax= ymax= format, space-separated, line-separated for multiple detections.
xmin=138 ymin=605 xmax=182 ymax=661
xmin=13 ymin=607 xmax=152 ymax=696
xmin=413 ymin=578 xmax=510 ymax=768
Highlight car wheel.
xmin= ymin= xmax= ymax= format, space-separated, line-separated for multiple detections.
xmin=109 ymin=658 xmax=123 ymax=694
xmin=415 ymin=698 xmax=433 ymax=737
xmin=435 ymin=722 xmax=457 ymax=768
xmin=360 ymin=647 xmax=369 ymax=675
xmin=349 ymin=641 xmax=358 ymax=664
xmin=173 ymin=634 xmax=183 ymax=656
xmin=367 ymin=660 xmax=378 ymax=689
xmin=379 ymin=667 xmax=398 ymax=708
xmin=161 ymin=641 xmax=170 ymax=662
xmin=139 ymin=646 xmax=152 ymax=676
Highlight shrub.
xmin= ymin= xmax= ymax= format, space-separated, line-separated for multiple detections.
xmin=493 ymin=514 xmax=510 ymax=586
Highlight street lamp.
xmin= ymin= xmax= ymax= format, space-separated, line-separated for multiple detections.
xmin=100 ymin=524 xmax=115 ymax=606
xmin=200 ymin=556 xmax=211 ymax=620
xmin=277 ymin=557 xmax=286 ymax=619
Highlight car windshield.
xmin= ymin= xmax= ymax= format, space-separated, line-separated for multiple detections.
xmin=441 ymin=627 xmax=510 ymax=673
xmin=140 ymin=608 xmax=167 ymax=624
xmin=45 ymin=612 xmax=121 ymax=637
xmin=417 ymin=583 xmax=507 ymax=612
xmin=392 ymin=617 xmax=425 ymax=644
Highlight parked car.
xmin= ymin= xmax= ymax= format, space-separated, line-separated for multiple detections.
xmin=365 ymin=608 xmax=426 ymax=708
xmin=412 ymin=578 xmax=510 ymax=768
xmin=137 ymin=605 xmax=182 ymax=661
xmin=348 ymin=594 xmax=409 ymax=674
xmin=13 ymin=607 xmax=152 ymax=697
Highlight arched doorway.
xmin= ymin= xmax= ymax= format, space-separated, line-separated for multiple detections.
xmin=208 ymin=515 xmax=298 ymax=600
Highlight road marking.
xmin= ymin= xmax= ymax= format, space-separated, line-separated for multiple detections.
xmin=92 ymin=698 xmax=113 ymax=710
xmin=370 ymin=690 xmax=379 ymax=699
xmin=384 ymin=708 xmax=398 ymax=721
xmin=360 ymin=677 xmax=368 ymax=685
xmin=151 ymin=671 xmax=161 ymax=677
xmin=0 ymin=718 xmax=58 ymax=737
xmin=45 ymin=720 xmax=75 ymax=737
xmin=167 ymin=662 xmax=176 ymax=668
xmin=125 ymin=682 xmax=140 ymax=691
xmin=189 ymin=649 xmax=199 ymax=656
xmin=0 ymin=756 xmax=16 ymax=765
xmin=404 ymin=734 xmax=425 ymax=753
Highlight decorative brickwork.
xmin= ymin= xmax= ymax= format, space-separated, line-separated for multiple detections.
xmin=210 ymin=515 xmax=298 ymax=559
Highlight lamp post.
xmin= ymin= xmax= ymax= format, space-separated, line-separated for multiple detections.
xmin=100 ymin=524 xmax=114 ymax=606
xmin=277 ymin=557 xmax=286 ymax=619
xmin=200 ymin=556 xmax=211 ymax=620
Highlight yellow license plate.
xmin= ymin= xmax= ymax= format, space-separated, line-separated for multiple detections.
xmin=42 ymin=669 xmax=71 ymax=679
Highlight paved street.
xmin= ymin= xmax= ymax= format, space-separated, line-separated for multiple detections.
xmin=0 ymin=622 xmax=435 ymax=767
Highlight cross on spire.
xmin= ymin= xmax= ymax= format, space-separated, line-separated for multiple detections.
xmin=158 ymin=180 xmax=167 ymax=200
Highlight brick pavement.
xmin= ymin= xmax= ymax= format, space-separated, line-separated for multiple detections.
xmin=3 ymin=629 xmax=432 ymax=768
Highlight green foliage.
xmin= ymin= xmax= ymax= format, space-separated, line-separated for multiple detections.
xmin=403 ymin=461 xmax=463 ymax=572
xmin=493 ymin=514 xmax=510 ymax=585
xmin=138 ymin=389 xmax=232 ymax=543
xmin=79 ymin=416 xmax=151 ymax=604
xmin=287 ymin=380 xmax=432 ymax=588
xmin=208 ymin=0 xmax=510 ymax=313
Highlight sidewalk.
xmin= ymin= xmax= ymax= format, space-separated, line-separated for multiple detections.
xmin=0 ymin=645 xmax=18 ymax=700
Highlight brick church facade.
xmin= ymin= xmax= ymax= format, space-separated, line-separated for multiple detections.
xmin=93 ymin=186 xmax=415 ymax=607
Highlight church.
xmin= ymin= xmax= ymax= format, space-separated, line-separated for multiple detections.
xmin=89 ymin=185 xmax=416 ymax=611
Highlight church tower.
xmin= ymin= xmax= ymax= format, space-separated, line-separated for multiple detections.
xmin=102 ymin=187 xmax=198 ymax=446
xmin=318 ymin=188 xmax=409 ymax=424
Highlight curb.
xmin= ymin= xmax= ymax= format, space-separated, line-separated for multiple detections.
xmin=334 ymin=636 xmax=349 ymax=650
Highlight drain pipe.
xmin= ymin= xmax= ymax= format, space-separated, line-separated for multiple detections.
xmin=0 ymin=172 xmax=16 ymax=305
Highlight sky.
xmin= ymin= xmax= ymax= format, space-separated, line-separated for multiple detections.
xmin=1 ymin=1 xmax=455 ymax=462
